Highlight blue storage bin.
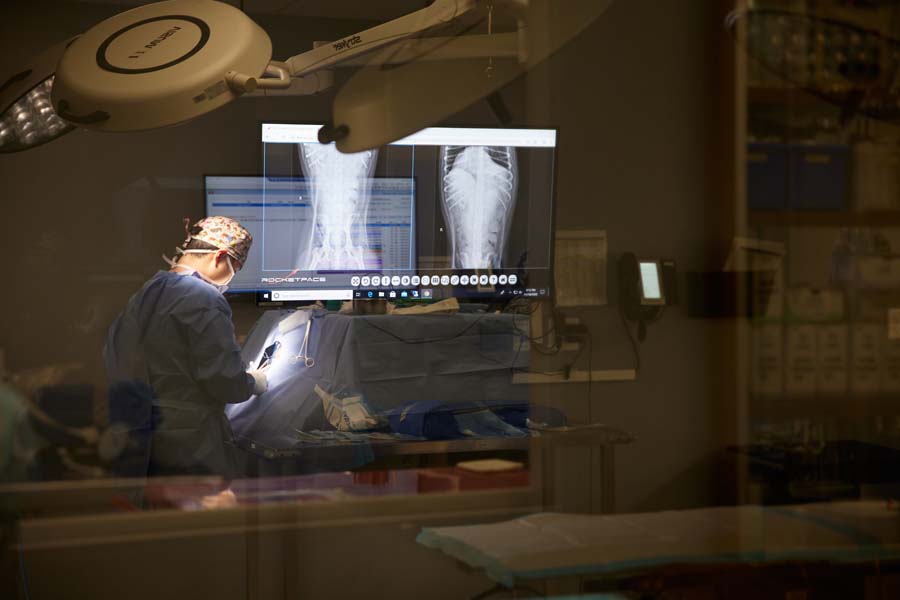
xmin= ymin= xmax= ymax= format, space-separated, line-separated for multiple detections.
xmin=789 ymin=144 xmax=848 ymax=210
xmin=747 ymin=143 xmax=788 ymax=209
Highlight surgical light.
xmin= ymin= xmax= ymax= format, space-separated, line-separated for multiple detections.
xmin=51 ymin=0 xmax=284 ymax=131
xmin=0 ymin=37 xmax=78 ymax=153
xmin=8 ymin=0 xmax=611 ymax=154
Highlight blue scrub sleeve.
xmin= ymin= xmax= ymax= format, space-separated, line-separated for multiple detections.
xmin=187 ymin=306 xmax=255 ymax=405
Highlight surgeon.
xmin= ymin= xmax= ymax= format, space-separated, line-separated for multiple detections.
xmin=104 ymin=216 xmax=267 ymax=477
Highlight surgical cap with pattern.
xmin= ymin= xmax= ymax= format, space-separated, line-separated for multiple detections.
xmin=186 ymin=216 xmax=253 ymax=266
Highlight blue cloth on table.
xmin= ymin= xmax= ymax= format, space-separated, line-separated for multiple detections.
xmin=385 ymin=400 xmax=464 ymax=439
xmin=385 ymin=400 xmax=537 ymax=439
xmin=454 ymin=408 xmax=528 ymax=438
xmin=490 ymin=403 xmax=567 ymax=429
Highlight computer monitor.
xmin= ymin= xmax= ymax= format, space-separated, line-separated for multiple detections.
xmin=205 ymin=175 xmax=416 ymax=298
xmin=207 ymin=123 xmax=558 ymax=302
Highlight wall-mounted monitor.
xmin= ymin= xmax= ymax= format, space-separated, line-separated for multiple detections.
xmin=206 ymin=124 xmax=558 ymax=302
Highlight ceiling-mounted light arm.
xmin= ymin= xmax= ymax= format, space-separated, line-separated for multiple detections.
xmin=262 ymin=0 xmax=527 ymax=100
xmin=245 ymin=29 xmax=524 ymax=98
xmin=285 ymin=0 xmax=479 ymax=78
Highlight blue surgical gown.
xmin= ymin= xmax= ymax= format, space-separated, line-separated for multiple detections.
xmin=104 ymin=271 xmax=255 ymax=476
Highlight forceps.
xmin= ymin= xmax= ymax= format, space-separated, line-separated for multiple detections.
xmin=289 ymin=320 xmax=315 ymax=368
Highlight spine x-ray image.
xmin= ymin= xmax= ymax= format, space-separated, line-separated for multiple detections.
xmin=440 ymin=146 xmax=518 ymax=270
xmin=297 ymin=143 xmax=379 ymax=270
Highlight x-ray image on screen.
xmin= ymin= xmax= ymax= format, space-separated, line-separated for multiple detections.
xmin=211 ymin=125 xmax=557 ymax=300
xmin=440 ymin=146 xmax=518 ymax=270
xmin=297 ymin=143 xmax=379 ymax=270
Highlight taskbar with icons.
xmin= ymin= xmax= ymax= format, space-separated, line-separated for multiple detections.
xmin=353 ymin=286 xmax=550 ymax=300
xmin=352 ymin=287 xmax=549 ymax=301
xmin=254 ymin=271 xmax=551 ymax=303
xmin=349 ymin=272 xmax=521 ymax=288
xmin=256 ymin=286 xmax=549 ymax=304
xmin=355 ymin=289 xmax=427 ymax=300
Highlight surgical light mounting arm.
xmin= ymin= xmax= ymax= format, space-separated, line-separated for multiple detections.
xmin=247 ymin=0 xmax=524 ymax=98
xmin=285 ymin=0 xmax=479 ymax=79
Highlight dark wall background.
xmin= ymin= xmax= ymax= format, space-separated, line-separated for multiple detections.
xmin=515 ymin=0 xmax=735 ymax=512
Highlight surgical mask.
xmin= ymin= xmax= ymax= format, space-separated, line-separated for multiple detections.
xmin=163 ymin=249 xmax=235 ymax=294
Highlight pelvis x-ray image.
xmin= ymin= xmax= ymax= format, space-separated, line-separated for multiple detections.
xmin=440 ymin=146 xmax=518 ymax=270
xmin=297 ymin=143 xmax=378 ymax=270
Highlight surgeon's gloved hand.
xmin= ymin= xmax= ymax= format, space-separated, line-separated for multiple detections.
xmin=247 ymin=369 xmax=268 ymax=395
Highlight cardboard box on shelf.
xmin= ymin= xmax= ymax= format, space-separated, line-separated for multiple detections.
xmin=752 ymin=324 xmax=784 ymax=396
xmin=817 ymin=324 xmax=849 ymax=395
xmin=786 ymin=288 xmax=845 ymax=323
xmin=786 ymin=325 xmax=817 ymax=396
xmin=851 ymin=324 xmax=883 ymax=395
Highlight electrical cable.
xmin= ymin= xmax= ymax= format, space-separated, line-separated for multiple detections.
xmin=363 ymin=309 xmax=561 ymax=376
xmin=408 ymin=313 xmax=585 ymax=376
xmin=513 ymin=319 xmax=589 ymax=377
xmin=512 ymin=318 xmax=559 ymax=353
xmin=586 ymin=326 xmax=593 ymax=423
xmin=505 ymin=298 xmax=543 ymax=316
xmin=529 ymin=341 xmax=561 ymax=356
xmin=515 ymin=320 xmax=558 ymax=346
xmin=367 ymin=299 xmax=546 ymax=347
xmin=505 ymin=300 xmax=560 ymax=354
xmin=17 ymin=513 xmax=31 ymax=600
xmin=618 ymin=306 xmax=641 ymax=372
xmin=359 ymin=313 xmax=489 ymax=344
xmin=503 ymin=300 xmax=597 ymax=377
xmin=362 ymin=304 xmax=588 ymax=381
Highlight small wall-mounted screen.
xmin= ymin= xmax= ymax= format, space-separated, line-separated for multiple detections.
xmin=639 ymin=261 xmax=663 ymax=303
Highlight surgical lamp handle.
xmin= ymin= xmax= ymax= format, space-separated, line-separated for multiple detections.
xmin=256 ymin=62 xmax=291 ymax=90
xmin=55 ymin=99 xmax=110 ymax=125
xmin=284 ymin=0 xmax=478 ymax=78
xmin=226 ymin=62 xmax=292 ymax=94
